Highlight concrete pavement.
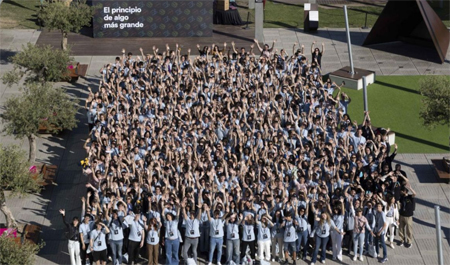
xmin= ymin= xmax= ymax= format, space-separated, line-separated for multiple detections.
xmin=264 ymin=28 xmax=450 ymax=76
xmin=0 ymin=29 xmax=449 ymax=265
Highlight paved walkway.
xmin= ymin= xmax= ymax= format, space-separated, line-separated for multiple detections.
xmin=265 ymin=28 xmax=450 ymax=76
xmin=0 ymin=29 xmax=449 ymax=265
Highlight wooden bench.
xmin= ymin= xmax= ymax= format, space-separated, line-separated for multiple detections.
xmin=431 ymin=158 xmax=450 ymax=183
xmin=38 ymin=121 xmax=63 ymax=134
xmin=23 ymin=224 xmax=42 ymax=245
xmin=31 ymin=164 xmax=58 ymax=188
xmin=68 ymin=62 xmax=88 ymax=83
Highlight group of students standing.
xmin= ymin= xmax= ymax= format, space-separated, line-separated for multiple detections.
xmin=60 ymin=174 xmax=416 ymax=265
xmin=61 ymin=40 xmax=420 ymax=265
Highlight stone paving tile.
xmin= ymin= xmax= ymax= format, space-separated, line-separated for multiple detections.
xmin=46 ymin=183 xmax=87 ymax=211
xmin=367 ymin=255 xmax=425 ymax=265
xmin=268 ymin=29 xmax=450 ymax=75
xmin=420 ymin=254 xmax=450 ymax=265
xmin=416 ymin=238 xmax=450 ymax=252
xmin=391 ymin=69 xmax=421 ymax=75
xmin=37 ymin=239 xmax=69 ymax=265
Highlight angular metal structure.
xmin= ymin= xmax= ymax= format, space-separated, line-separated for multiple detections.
xmin=363 ymin=0 xmax=449 ymax=63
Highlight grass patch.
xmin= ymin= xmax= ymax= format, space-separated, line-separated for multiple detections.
xmin=0 ymin=0 xmax=41 ymax=29
xmin=262 ymin=1 xmax=450 ymax=28
xmin=338 ymin=76 xmax=449 ymax=154
xmin=263 ymin=2 xmax=382 ymax=28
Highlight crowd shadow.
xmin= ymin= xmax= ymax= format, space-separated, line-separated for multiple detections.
xmin=394 ymin=161 xmax=440 ymax=184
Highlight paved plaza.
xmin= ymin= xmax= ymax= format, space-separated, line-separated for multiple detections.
xmin=0 ymin=29 xmax=449 ymax=265
xmin=266 ymin=28 xmax=450 ymax=76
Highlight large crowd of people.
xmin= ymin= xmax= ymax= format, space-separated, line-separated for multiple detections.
xmin=60 ymin=39 xmax=417 ymax=265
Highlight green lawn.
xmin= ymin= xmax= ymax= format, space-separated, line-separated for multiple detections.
xmin=262 ymin=1 xmax=450 ymax=28
xmin=338 ymin=76 xmax=449 ymax=154
xmin=0 ymin=0 xmax=41 ymax=29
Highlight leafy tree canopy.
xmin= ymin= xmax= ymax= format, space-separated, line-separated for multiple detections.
xmin=0 ymin=234 xmax=44 ymax=265
xmin=1 ymin=43 xmax=72 ymax=85
xmin=0 ymin=144 xmax=41 ymax=196
xmin=1 ymin=81 xmax=79 ymax=138
xmin=39 ymin=0 xmax=95 ymax=34
xmin=419 ymin=76 xmax=450 ymax=129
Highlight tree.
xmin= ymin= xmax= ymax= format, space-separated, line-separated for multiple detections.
xmin=0 ymin=232 xmax=44 ymax=265
xmin=38 ymin=0 xmax=95 ymax=50
xmin=0 ymin=144 xmax=42 ymax=228
xmin=1 ymin=43 xmax=72 ymax=86
xmin=1 ymin=82 xmax=79 ymax=162
xmin=419 ymin=76 xmax=450 ymax=129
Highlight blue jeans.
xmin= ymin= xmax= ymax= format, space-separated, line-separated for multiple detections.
xmin=200 ymin=224 xmax=210 ymax=253
xmin=109 ymin=239 xmax=123 ymax=265
xmin=353 ymin=233 xmax=365 ymax=257
xmin=296 ymin=230 xmax=309 ymax=257
xmin=165 ymin=238 xmax=180 ymax=265
xmin=365 ymin=229 xmax=374 ymax=251
xmin=209 ymin=237 xmax=223 ymax=262
xmin=226 ymin=239 xmax=240 ymax=264
xmin=312 ymin=236 xmax=329 ymax=263
xmin=374 ymin=234 xmax=387 ymax=259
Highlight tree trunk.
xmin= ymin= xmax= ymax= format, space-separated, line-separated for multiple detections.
xmin=62 ymin=31 xmax=68 ymax=51
xmin=0 ymin=189 xmax=17 ymax=228
xmin=28 ymin=134 xmax=36 ymax=163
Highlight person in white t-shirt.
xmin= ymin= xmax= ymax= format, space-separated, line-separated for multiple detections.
xmin=89 ymin=221 xmax=110 ymax=265
xmin=145 ymin=217 xmax=162 ymax=265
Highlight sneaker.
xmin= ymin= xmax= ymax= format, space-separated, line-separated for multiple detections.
xmin=380 ymin=258 xmax=388 ymax=263
xmin=311 ymin=263 xmax=315 ymax=265
xmin=321 ymin=260 xmax=326 ymax=264
xmin=359 ymin=257 xmax=364 ymax=262
xmin=399 ymin=242 xmax=404 ymax=247
xmin=389 ymin=243 xmax=395 ymax=249
xmin=208 ymin=263 xmax=212 ymax=265
xmin=353 ymin=256 xmax=357 ymax=261
xmin=272 ymin=259 xmax=276 ymax=262
xmin=332 ymin=257 xmax=337 ymax=261
xmin=218 ymin=263 xmax=222 ymax=265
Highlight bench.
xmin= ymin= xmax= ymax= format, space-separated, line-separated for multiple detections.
xmin=37 ymin=122 xmax=63 ymax=134
xmin=31 ymin=164 xmax=58 ymax=188
xmin=431 ymin=157 xmax=450 ymax=183
xmin=22 ymin=224 xmax=42 ymax=245
xmin=68 ymin=62 xmax=88 ymax=83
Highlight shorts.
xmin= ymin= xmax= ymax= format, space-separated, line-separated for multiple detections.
xmin=93 ymin=249 xmax=107 ymax=262
xmin=284 ymin=241 xmax=296 ymax=252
